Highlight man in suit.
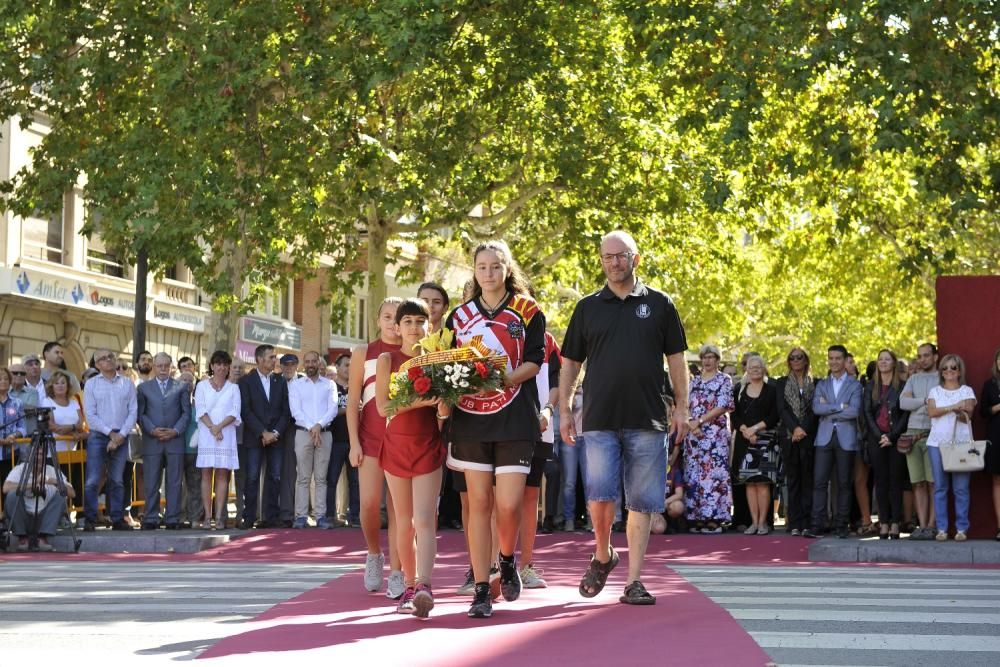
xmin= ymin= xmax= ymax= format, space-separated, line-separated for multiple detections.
xmin=136 ymin=352 xmax=191 ymax=530
xmin=238 ymin=344 xmax=290 ymax=528
xmin=804 ymin=344 xmax=863 ymax=539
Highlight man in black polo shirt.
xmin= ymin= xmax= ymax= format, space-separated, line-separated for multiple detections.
xmin=559 ymin=230 xmax=689 ymax=606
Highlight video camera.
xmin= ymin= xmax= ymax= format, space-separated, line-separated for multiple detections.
xmin=23 ymin=406 xmax=54 ymax=432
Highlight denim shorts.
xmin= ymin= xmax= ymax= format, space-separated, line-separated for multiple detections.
xmin=582 ymin=429 xmax=667 ymax=513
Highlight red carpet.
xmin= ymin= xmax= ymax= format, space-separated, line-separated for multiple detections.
xmin=196 ymin=531 xmax=777 ymax=665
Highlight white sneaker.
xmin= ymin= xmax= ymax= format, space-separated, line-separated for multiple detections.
xmin=519 ymin=564 xmax=547 ymax=589
xmin=363 ymin=552 xmax=385 ymax=592
xmin=386 ymin=570 xmax=406 ymax=600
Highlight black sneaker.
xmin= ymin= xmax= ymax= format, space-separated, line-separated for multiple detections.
xmin=837 ymin=526 xmax=850 ymax=539
xmin=468 ymin=583 xmax=493 ymax=618
xmin=540 ymin=517 xmax=554 ymax=535
xmin=488 ymin=565 xmax=501 ymax=601
xmin=498 ymin=555 xmax=522 ymax=602
xmin=111 ymin=520 xmax=134 ymax=531
xmin=801 ymin=528 xmax=818 ymax=539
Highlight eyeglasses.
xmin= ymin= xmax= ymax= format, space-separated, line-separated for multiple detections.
xmin=96 ymin=354 xmax=115 ymax=363
xmin=600 ymin=251 xmax=634 ymax=264
xmin=24 ymin=360 xmax=40 ymax=366
xmin=941 ymin=365 xmax=959 ymax=371
xmin=788 ymin=354 xmax=805 ymax=362
xmin=10 ymin=371 xmax=26 ymax=376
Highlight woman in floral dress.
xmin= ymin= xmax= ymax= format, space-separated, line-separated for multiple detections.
xmin=683 ymin=344 xmax=735 ymax=533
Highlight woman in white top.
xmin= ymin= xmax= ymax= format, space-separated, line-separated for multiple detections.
xmin=41 ymin=369 xmax=86 ymax=452
xmin=195 ymin=350 xmax=242 ymax=530
xmin=926 ymin=353 xmax=978 ymax=541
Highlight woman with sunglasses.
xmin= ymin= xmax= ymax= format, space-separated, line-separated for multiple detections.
xmin=775 ymin=348 xmax=816 ymax=536
xmin=980 ymin=347 xmax=1000 ymax=541
xmin=926 ymin=354 xmax=977 ymax=541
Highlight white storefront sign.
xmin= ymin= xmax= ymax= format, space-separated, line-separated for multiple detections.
xmin=1 ymin=267 xmax=206 ymax=332
xmin=151 ymin=300 xmax=207 ymax=333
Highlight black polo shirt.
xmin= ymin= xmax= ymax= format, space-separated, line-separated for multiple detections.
xmin=561 ymin=279 xmax=687 ymax=432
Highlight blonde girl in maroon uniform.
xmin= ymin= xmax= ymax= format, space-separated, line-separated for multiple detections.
xmin=348 ymin=297 xmax=405 ymax=598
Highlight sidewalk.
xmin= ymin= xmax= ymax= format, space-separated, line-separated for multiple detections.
xmin=808 ymin=534 xmax=1000 ymax=565
xmin=9 ymin=525 xmax=1000 ymax=566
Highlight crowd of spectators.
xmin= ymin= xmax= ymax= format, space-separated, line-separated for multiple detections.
xmin=671 ymin=343 xmax=1000 ymax=542
xmin=2 ymin=339 xmax=999 ymax=549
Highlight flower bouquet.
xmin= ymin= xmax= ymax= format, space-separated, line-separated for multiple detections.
xmin=386 ymin=330 xmax=507 ymax=413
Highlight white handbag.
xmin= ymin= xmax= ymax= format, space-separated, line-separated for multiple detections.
xmin=939 ymin=415 xmax=987 ymax=473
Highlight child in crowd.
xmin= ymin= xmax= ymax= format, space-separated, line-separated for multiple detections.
xmin=652 ymin=443 xmax=686 ymax=535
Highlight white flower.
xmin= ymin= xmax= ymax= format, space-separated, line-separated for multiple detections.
xmin=460 ymin=380 xmax=469 ymax=387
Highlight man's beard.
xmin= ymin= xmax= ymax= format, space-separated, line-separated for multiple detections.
xmin=138 ymin=364 xmax=153 ymax=374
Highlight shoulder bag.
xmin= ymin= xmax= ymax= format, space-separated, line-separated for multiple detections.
xmin=940 ymin=412 xmax=988 ymax=473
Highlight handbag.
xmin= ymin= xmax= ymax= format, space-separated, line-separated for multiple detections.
xmin=737 ymin=430 xmax=780 ymax=483
xmin=939 ymin=413 xmax=987 ymax=473
xmin=895 ymin=433 xmax=915 ymax=455
xmin=127 ymin=430 xmax=143 ymax=462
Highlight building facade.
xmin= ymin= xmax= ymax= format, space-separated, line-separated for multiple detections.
xmin=0 ymin=115 xmax=209 ymax=373
xmin=2 ymin=115 xmax=469 ymax=375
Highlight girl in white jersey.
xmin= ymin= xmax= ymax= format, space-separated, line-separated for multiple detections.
xmin=445 ymin=241 xmax=545 ymax=619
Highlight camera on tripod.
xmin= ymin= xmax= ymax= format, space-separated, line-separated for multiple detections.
xmin=23 ymin=406 xmax=54 ymax=433
xmin=2 ymin=406 xmax=82 ymax=553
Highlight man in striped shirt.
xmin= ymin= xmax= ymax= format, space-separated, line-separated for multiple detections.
xmin=82 ymin=348 xmax=138 ymax=532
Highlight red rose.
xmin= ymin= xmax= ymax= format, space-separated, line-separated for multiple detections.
xmin=474 ymin=361 xmax=489 ymax=379
xmin=407 ymin=366 xmax=425 ymax=381
xmin=413 ymin=376 xmax=432 ymax=395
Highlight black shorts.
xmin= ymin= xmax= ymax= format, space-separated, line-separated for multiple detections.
xmin=533 ymin=440 xmax=554 ymax=461
xmin=448 ymin=440 xmax=534 ymax=476
xmin=452 ymin=469 xmax=467 ymax=493
xmin=525 ymin=456 xmax=546 ymax=488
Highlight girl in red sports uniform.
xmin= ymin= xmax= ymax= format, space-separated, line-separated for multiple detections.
xmin=375 ymin=298 xmax=448 ymax=618
xmin=445 ymin=240 xmax=545 ymax=618
xmin=348 ymin=297 xmax=405 ymax=598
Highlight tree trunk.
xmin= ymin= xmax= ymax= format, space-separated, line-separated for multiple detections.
xmin=365 ymin=215 xmax=390 ymax=340
xmin=212 ymin=236 xmax=247 ymax=355
xmin=132 ymin=245 xmax=148 ymax=364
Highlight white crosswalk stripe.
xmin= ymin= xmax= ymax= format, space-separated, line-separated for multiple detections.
xmin=0 ymin=561 xmax=355 ymax=660
xmin=674 ymin=564 xmax=1000 ymax=667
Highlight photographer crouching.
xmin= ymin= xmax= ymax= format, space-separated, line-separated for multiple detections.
xmin=3 ymin=439 xmax=75 ymax=551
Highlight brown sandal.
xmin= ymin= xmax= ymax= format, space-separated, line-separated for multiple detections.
xmin=579 ymin=546 xmax=619 ymax=598
xmin=620 ymin=580 xmax=656 ymax=605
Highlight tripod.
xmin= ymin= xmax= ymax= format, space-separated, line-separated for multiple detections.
xmin=2 ymin=410 xmax=82 ymax=553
